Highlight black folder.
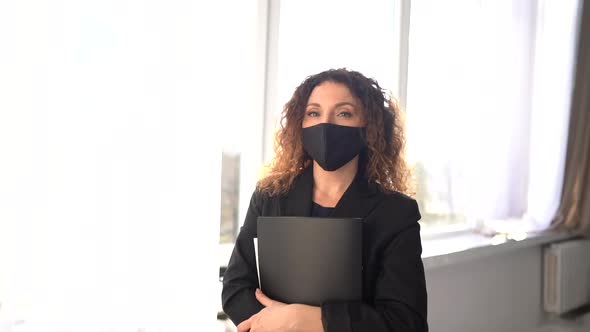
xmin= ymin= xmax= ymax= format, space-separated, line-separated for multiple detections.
xmin=256 ymin=216 xmax=362 ymax=306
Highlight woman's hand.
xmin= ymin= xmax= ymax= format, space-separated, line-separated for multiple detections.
xmin=236 ymin=289 xmax=291 ymax=332
xmin=236 ymin=289 xmax=323 ymax=332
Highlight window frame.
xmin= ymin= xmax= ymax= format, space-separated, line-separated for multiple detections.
xmin=227 ymin=0 xmax=496 ymax=245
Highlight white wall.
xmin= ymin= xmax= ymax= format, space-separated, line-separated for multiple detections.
xmin=426 ymin=245 xmax=590 ymax=332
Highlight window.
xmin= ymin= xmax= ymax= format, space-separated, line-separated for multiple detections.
xmin=405 ymin=0 xmax=578 ymax=232
xmin=263 ymin=0 xmax=578 ymax=233
xmin=218 ymin=0 xmax=264 ymax=245
xmin=270 ymin=0 xmax=399 ymax=160
xmin=405 ymin=0 xmax=536 ymax=229
xmin=220 ymin=151 xmax=241 ymax=243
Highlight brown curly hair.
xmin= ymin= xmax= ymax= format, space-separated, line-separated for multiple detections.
xmin=257 ymin=68 xmax=413 ymax=197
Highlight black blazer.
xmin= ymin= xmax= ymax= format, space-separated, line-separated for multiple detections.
xmin=222 ymin=167 xmax=428 ymax=332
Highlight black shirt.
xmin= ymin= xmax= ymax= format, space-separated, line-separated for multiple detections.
xmin=311 ymin=201 xmax=335 ymax=217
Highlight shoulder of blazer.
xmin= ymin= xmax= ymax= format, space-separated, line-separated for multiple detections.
xmin=251 ymin=188 xmax=283 ymax=214
xmin=369 ymin=191 xmax=421 ymax=232
xmin=384 ymin=191 xmax=419 ymax=210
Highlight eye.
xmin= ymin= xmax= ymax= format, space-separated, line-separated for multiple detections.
xmin=337 ymin=111 xmax=353 ymax=118
xmin=306 ymin=110 xmax=320 ymax=117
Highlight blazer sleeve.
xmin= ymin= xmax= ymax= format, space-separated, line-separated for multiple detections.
xmin=321 ymin=200 xmax=428 ymax=332
xmin=221 ymin=191 xmax=265 ymax=326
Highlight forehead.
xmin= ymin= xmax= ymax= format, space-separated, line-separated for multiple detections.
xmin=307 ymin=81 xmax=357 ymax=104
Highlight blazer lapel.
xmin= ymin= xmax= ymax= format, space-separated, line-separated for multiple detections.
xmin=330 ymin=173 xmax=382 ymax=219
xmin=282 ymin=166 xmax=383 ymax=219
xmin=282 ymin=167 xmax=314 ymax=216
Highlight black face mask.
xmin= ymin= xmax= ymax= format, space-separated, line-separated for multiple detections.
xmin=302 ymin=123 xmax=367 ymax=171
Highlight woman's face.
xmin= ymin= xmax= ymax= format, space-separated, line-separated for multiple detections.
xmin=302 ymin=81 xmax=365 ymax=128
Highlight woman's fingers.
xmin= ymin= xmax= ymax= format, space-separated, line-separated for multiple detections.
xmin=240 ymin=292 xmax=288 ymax=331
xmin=255 ymin=288 xmax=277 ymax=307
xmin=236 ymin=317 xmax=252 ymax=332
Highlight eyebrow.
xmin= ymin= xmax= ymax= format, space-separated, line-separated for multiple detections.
xmin=306 ymin=102 xmax=358 ymax=109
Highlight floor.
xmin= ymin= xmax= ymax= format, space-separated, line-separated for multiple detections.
xmin=216 ymin=312 xmax=590 ymax=332
xmin=539 ymin=312 xmax=590 ymax=332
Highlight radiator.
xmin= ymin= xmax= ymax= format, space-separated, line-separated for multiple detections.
xmin=543 ymin=238 xmax=590 ymax=315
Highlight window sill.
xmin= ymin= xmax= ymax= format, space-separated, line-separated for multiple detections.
xmin=217 ymin=229 xmax=578 ymax=319
xmin=219 ymin=229 xmax=578 ymax=272
xmin=422 ymin=229 xmax=577 ymax=270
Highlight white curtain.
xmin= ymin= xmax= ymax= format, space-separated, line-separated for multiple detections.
xmin=0 ymin=1 xmax=224 ymax=330
xmin=406 ymin=0 xmax=580 ymax=232
xmin=525 ymin=0 xmax=581 ymax=232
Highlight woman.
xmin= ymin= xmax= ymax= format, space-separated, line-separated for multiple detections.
xmin=222 ymin=68 xmax=428 ymax=332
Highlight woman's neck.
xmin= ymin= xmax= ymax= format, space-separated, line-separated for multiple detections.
xmin=312 ymin=156 xmax=359 ymax=207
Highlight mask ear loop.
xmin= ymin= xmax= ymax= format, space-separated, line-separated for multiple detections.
xmin=301 ymin=152 xmax=313 ymax=170
xmin=357 ymin=147 xmax=369 ymax=179
xmin=299 ymin=124 xmax=313 ymax=171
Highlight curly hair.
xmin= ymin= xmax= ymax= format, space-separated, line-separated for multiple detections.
xmin=257 ymin=68 xmax=413 ymax=197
